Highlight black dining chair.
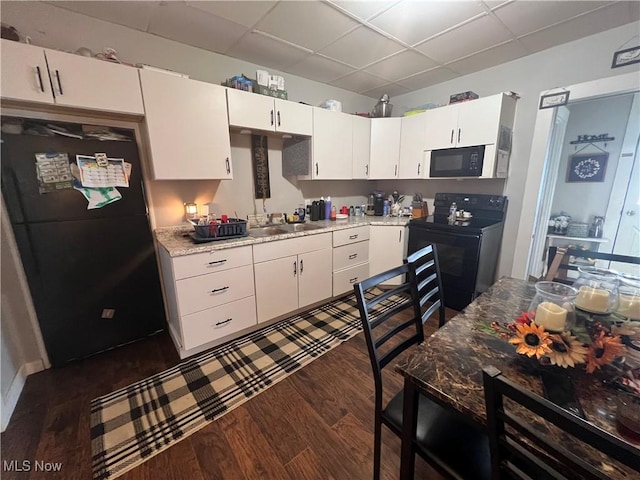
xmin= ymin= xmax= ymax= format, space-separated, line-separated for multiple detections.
xmin=545 ymin=246 xmax=640 ymax=284
xmin=354 ymin=260 xmax=490 ymax=480
xmin=482 ymin=366 xmax=640 ymax=479
xmin=405 ymin=244 xmax=446 ymax=328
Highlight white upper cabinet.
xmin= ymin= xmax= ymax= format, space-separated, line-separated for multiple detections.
xmin=369 ymin=117 xmax=401 ymax=179
xmin=1 ymin=40 xmax=144 ymax=115
xmin=312 ymin=107 xmax=353 ymax=179
xmin=139 ymin=69 xmax=232 ymax=180
xmin=226 ymin=88 xmax=312 ymax=136
xmin=424 ymin=93 xmax=515 ymax=150
xmin=398 ymin=113 xmax=427 ymax=179
xmin=352 ymin=115 xmax=371 ymax=179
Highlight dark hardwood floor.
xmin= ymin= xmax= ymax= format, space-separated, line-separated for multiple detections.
xmin=1 ymin=307 xmax=457 ymax=480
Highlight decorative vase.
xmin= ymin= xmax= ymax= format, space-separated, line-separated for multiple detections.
xmin=528 ymin=281 xmax=578 ymax=333
xmin=573 ymin=267 xmax=619 ymax=315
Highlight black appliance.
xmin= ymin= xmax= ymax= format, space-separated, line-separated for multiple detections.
xmin=373 ymin=193 xmax=385 ymax=216
xmin=408 ymin=193 xmax=507 ymax=311
xmin=428 ymin=145 xmax=486 ymax=178
xmin=2 ymin=126 xmax=165 ymax=366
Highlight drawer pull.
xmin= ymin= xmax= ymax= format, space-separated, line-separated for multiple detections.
xmin=55 ymin=70 xmax=63 ymax=95
xmin=210 ymin=286 xmax=229 ymax=294
xmin=208 ymin=259 xmax=227 ymax=265
xmin=35 ymin=66 xmax=45 ymax=92
xmin=214 ymin=318 xmax=232 ymax=326
xmin=349 ymin=277 xmax=359 ymax=283
xmin=349 ymin=234 xmax=358 ymax=240
xmin=348 ymin=253 xmax=358 ymax=259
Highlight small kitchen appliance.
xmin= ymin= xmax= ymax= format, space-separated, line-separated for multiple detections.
xmin=373 ymin=193 xmax=385 ymax=216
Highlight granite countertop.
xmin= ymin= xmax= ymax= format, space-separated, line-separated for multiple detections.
xmin=397 ymin=277 xmax=638 ymax=478
xmin=155 ymin=216 xmax=411 ymax=257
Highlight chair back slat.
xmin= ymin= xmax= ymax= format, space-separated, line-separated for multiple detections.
xmin=546 ymin=246 xmax=640 ymax=283
xmin=483 ymin=367 xmax=640 ymax=480
xmin=405 ymin=244 xmax=446 ymax=328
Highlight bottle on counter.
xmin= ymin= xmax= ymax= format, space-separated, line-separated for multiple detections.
xmin=325 ymin=196 xmax=332 ymax=220
xmin=331 ymin=205 xmax=337 ymax=220
xmin=448 ymin=202 xmax=457 ymax=224
xmin=319 ymin=197 xmax=326 ymax=220
xmin=383 ymin=199 xmax=390 ymax=216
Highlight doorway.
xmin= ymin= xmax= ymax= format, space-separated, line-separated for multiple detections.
xmin=512 ymin=72 xmax=640 ymax=280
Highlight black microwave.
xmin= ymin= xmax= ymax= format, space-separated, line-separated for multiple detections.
xmin=426 ymin=145 xmax=489 ymax=178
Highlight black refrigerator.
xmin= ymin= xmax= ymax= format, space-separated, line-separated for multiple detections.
xmin=2 ymin=129 xmax=165 ymax=366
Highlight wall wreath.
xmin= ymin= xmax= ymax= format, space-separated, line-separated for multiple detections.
xmin=566 ymin=153 xmax=608 ymax=183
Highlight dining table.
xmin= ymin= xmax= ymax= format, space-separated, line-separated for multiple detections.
xmin=395 ymin=276 xmax=639 ymax=480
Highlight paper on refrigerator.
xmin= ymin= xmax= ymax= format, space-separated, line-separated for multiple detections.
xmin=76 ymin=155 xmax=130 ymax=188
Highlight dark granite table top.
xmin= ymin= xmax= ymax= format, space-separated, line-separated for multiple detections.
xmin=396 ymin=276 xmax=639 ymax=479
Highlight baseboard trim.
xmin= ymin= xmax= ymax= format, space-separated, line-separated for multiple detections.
xmin=1 ymin=359 xmax=45 ymax=432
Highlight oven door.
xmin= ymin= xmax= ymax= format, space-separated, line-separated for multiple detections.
xmin=408 ymin=226 xmax=481 ymax=310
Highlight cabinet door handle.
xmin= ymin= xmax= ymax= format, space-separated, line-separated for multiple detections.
xmin=349 ymin=276 xmax=359 ymax=284
xmin=35 ymin=66 xmax=45 ymax=92
xmin=394 ymin=164 xmax=397 ymax=176
xmin=214 ymin=318 xmax=232 ymax=326
xmin=300 ymin=259 xmax=303 ymax=274
xmin=417 ymin=163 xmax=420 ymax=175
xmin=349 ymin=234 xmax=358 ymax=239
xmin=270 ymin=110 xmax=274 ymax=126
xmin=457 ymin=128 xmax=461 ymax=143
xmin=55 ymin=70 xmax=63 ymax=95
xmin=315 ymin=163 xmax=318 ymax=176
xmin=210 ymin=286 xmax=230 ymax=294
xmin=277 ymin=111 xmax=281 ymax=127
xmin=399 ymin=230 xmax=402 ymax=242
xmin=293 ymin=260 xmax=297 ymax=276
xmin=450 ymin=129 xmax=454 ymax=144
xmin=208 ymin=259 xmax=227 ymax=266
xmin=365 ymin=164 xmax=368 ymax=176
xmin=225 ymin=157 xmax=231 ymax=174
xmin=348 ymin=253 xmax=358 ymax=259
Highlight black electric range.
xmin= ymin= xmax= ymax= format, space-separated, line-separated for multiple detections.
xmin=408 ymin=193 xmax=508 ymax=310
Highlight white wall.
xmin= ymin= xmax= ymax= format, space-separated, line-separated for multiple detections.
xmin=393 ymin=22 xmax=640 ymax=278
xmin=550 ymin=94 xmax=634 ymax=224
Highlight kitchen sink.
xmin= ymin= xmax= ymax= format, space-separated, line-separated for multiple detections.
xmin=247 ymin=226 xmax=288 ymax=237
xmin=281 ymin=223 xmax=325 ymax=232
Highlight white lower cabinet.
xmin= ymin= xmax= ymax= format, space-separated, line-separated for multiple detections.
xmin=369 ymin=225 xmax=407 ymax=285
xmin=158 ymin=245 xmax=257 ymax=358
xmin=253 ymin=233 xmax=332 ymax=323
xmin=332 ymin=226 xmax=370 ymax=296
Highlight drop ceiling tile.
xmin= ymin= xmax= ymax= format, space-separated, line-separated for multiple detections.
xmin=364 ymin=50 xmax=438 ymax=80
xmin=286 ymin=54 xmax=355 ymax=83
xmin=329 ymin=0 xmax=398 ymax=21
xmin=47 ymin=1 xmax=158 ymax=31
xmin=518 ymin=2 xmax=640 ymax=54
xmin=397 ymin=67 xmax=459 ymax=91
xmin=147 ymin=2 xmax=247 ymax=54
xmin=369 ymin=1 xmax=486 ymax=46
xmin=492 ymin=0 xmax=613 ymax=37
xmin=253 ymin=1 xmax=359 ymax=52
xmin=226 ymin=31 xmax=311 ymax=71
xmin=186 ymin=1 xmax=276 ymax=28
xmin=361 ymin=83 xmax=411 ymax=100
xmin=330 ymin=70 xmax=389 ymax=93
xmin=416 ymin=14 xmax=514 ymax=62
xmin=446 ymin=40 xmax=528 ymax=75
xmin=319 ymin=27 xmax=404 ymax=68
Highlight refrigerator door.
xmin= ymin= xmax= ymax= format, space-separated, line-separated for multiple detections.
xmin=19 ymin=215 xmax=165 ymax=366
xmin=1 ymin=134 xmax=147 ymax=223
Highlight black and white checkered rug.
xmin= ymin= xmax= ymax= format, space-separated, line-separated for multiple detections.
xmin=90 ymin=290 xmax=406 ymax=479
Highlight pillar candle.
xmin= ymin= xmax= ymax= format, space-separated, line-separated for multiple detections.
xmin=576 ymin=286 xmax=610 ymax=313
xmin=535 ymin=302 xmax=568 ymax=332
xmin=617 ymin=294 xmax=640 ymax=321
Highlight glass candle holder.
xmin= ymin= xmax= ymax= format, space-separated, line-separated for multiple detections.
xmin=616 ymin=392 xmax=640 ymax=445
xmin=529 ymin=281 xmax=578 ymax=332
xmin=573 ymin=267 xmax=619 ymax=315
xmin=616 ymin=273 xmax=640 ymax=321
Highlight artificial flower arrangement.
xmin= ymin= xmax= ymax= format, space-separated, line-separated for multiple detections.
xmin=490 ymin=311 xmax=640 ymax=396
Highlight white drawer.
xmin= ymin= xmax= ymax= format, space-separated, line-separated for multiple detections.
xmin=176 ymin=264 xmax=255 ymax=315
xmin=253 ymin=232 xmax=331 ymax=263
xmin=181 ymin=296 xmax=257 ymax=350
xmin=172 ymin=246 xmax=253 ymax=280
xmin=333 ymin=226 xmax=369 ymax=247
xmin=333 ymin=263 xmax=369 ymax=296
xmin=333 ymin=241 xmax=369 ymax=271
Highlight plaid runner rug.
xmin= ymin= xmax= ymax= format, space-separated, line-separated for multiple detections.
xmin=90 ymin=290 xmax=407 ymax=479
